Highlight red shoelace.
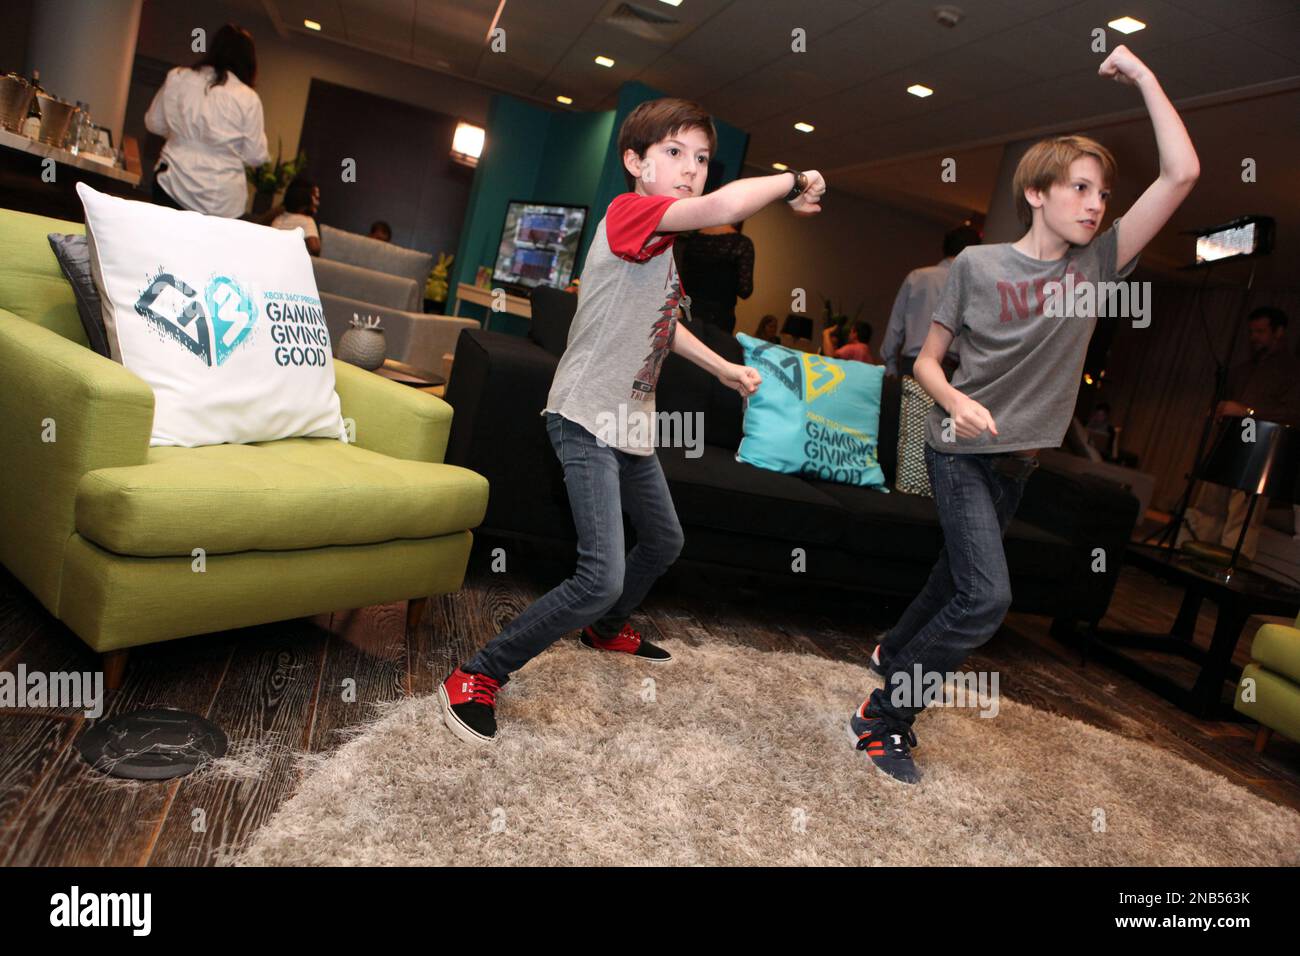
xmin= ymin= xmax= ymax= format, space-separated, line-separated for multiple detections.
xmin=459 ymin=670 xmax=500 ymax=706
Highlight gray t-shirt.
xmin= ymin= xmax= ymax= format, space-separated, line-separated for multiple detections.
xmin=542 ymin=192 xmax=683 ymax=456
xmin=925 ymin=218 xmax=1139 ymax=454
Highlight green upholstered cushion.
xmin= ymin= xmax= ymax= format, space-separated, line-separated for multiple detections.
xmin=1251 ymin=622 xmax=1300 ymax=684
xmin=76 ymin=437 xmax=488 ymax=557
xmin=58 ymin=532 xmax=474 ymax=652
xmin=0 ymin=208 xmax=88 ymax=345
xmin=0 ymin=308 xmax=154 ymax=615
xmin=1236 ymin=663 xmax=1300 ymax=743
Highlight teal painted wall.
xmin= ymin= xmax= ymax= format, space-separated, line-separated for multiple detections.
xmin=450 ymin=82 xmax=750 ymax=337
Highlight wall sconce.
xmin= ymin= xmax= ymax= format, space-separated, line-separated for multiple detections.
xmin=452 ymin=121 xmax=485 ymax=167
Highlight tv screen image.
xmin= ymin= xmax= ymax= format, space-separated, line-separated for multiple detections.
xmin=492 ymin=201 xmax=588 ymax=291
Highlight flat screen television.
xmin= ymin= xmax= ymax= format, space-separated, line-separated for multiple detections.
xmin=491 ymin=200 xmax=588 ymax=292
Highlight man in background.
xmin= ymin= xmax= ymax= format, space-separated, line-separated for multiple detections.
xmin=1179 ymin=306 xmax=1300 ymax=559
xmin=881 ymin=225 xmax=980 ymax=378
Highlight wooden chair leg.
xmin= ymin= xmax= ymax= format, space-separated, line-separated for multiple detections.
xmin=1253 ymin=725 xmax=1273 ymax=754
xmin=406 ymin=597 xmax=429 ymax=636
xmin=102 ymin=649 xmax=129 ymax=692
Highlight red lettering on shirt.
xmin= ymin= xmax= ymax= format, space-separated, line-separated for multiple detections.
xmin=998 ymin=281 xmax=1032 ymax=322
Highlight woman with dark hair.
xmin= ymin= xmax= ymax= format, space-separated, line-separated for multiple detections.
xmin=143 ymin=23 xmax=270 ymax=217
xmin=676 ymin=219 xmax=754 ymax=335
xmin=271 ymin=176 xmax=322 ymax=256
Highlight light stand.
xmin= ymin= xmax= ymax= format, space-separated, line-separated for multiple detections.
xmin=1145 ymin=261 xmax=1256 ymax=549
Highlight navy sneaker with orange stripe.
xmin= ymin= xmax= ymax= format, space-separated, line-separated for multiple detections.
xmin=868 ymin=644 xmax=886 ymax=676
xmin=851 ymin=699 xmax=921 ymax=784
xmin=580 ymin=623 xmax=672 ymax=663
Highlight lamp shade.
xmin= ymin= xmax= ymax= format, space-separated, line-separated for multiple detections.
xmin=781 ymin=314 xmax=812 ymax=340
xmin=1198 ymin=416 xmax=1300 ymax=504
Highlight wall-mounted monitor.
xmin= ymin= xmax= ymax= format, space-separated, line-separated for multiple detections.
xmin=491 ymin=200 xmax=588 ymax=293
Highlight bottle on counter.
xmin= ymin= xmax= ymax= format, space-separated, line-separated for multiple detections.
xmin=21 ymin=68 xmax=42 ymax=139
xmin=68 ymin=100 xmax=89 ymax=155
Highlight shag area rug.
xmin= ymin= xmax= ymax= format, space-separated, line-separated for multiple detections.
xmin=235 ymin=640 xmax=1300 ymax=866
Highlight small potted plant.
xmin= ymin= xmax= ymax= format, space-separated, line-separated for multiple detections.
xmin=247 ymin=137 xmax=308 ymax=216
xmin=424 ymin=252 xmax=454 ymax=314
xmin=338 ymin=313 xmax=386 ymax=370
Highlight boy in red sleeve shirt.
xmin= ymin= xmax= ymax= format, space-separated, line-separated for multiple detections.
xmin=441 ymin=98 xmax=826 ymax=743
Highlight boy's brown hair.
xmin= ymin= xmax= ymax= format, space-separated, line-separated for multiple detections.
xmin=1013 ymin=135 xmax=1117 ymax=227
xmin=619 ymin=98 xmax=717 ymax=191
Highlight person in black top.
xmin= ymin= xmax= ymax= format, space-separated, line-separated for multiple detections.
xmin=676 ymin=220 xmax=754 ymax=334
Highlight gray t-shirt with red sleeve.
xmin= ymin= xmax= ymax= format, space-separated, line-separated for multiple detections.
xmin=924 ymin=218 xmax=1139 ymax=454
xmin=542 ymin=192 xmax=684 ymax=456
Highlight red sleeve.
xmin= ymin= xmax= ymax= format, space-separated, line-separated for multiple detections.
xmin=606 ymin=193 xmax=678 ymax=262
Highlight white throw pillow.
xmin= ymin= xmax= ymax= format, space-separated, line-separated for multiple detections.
xmin=77 ymin=182 xmax=346 ymax=447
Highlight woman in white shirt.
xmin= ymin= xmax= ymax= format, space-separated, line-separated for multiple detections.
xmin=144 ymin=23 xmax=270 ymax=218
xmin=270 ymin=176 xmax=321 ymax=256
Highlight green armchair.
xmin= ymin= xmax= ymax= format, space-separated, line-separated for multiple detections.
xmin=1235 ymin=611 xmax=1300 ymax=752
xmin=0 ymin=207 xmax=489 ymax=687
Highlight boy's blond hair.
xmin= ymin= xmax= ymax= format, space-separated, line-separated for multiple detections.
xmin=1013 ymin=135 xmax=1117 ymax=227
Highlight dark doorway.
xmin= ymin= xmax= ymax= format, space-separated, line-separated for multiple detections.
xmin=298 ymin=78 xmax=473 ymax=260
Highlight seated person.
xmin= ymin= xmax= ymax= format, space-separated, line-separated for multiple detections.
xmin=821 ymin=320 xmax=878 ymax=364
xmin=754 ymin=314 xmax=781 ymax=344
xmin=270 ymin=176 xmax=321 ymax=256
xmin=368 ymin=220 xmax=393 ymax=242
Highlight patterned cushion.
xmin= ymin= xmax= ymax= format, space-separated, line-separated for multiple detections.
xmin=895 ymin=375 xmax=934 ymax=497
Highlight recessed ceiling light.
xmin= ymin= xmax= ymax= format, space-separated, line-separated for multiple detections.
xmin=556 ymin=95 xmax=573 ymax=105
xmin=659 ymin=0 xmax=684 ymax=6
xmin=594 ymin=55 xmax=616 ymax=68
xmin=772 ymin=162 xmax=789 ymax=171
xmin=303 ymin=19 xmax=322 ymax=31
xmin=793 ymin=122 xmax=814 ymax=133
xmin=1108 ymin=16 xmax=1145 ymax=34
xmin=907 ymin=84 xmax=934 ymax=98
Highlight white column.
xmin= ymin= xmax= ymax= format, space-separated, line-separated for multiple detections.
xmin=26 ymin=0 xmax=144 ymax=151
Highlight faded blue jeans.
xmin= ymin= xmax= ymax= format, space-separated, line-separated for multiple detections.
xmin=868 ymin=442 xmax=1038 ymax=725
xmin=465 ymin=411 xmax=684 ymax=682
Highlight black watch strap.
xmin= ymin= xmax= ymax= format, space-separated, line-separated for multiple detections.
xmin=784 ymin=169 xmax=807 ymax=202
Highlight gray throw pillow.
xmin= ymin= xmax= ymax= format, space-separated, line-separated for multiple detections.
xmin=47 ymin=232 xmax=110 ymax=357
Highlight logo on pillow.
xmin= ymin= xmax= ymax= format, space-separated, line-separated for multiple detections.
xmin=735 ymin=333 xmax=886 ymax=489
xmin=76 ymin=181 xmax=344 ymax=448
xmin=134 ymin=272 xmax=258 ymax=367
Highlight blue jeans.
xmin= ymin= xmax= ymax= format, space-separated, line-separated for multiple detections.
xmin=465 ymin=411 xmax=684 ymax=682
xmin=868 ymin=443 xmax=1038 ymax=724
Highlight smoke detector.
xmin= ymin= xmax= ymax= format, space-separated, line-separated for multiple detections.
xmin=933 ymin=5 xmax=964 ymax=28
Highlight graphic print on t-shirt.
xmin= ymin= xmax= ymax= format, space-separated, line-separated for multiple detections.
xmin=630 ymin=257 xmax=683 ymax=400
xmin=995 ymin=259 xmax=1092 ymax=323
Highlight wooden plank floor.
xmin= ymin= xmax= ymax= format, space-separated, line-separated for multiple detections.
xmin=1 ymin=536 xmax=1297 ymax=866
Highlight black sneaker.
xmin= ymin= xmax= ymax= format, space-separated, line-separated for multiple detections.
xmin=851 ymin=700 xmax=921 ymax=784
xmin=580 ymin=624 xmax=673 ymax=663
xmin=868 ymin=643 xmax=886 ymax=676
xmin=439 ymin=667 xmax=502 ymax=744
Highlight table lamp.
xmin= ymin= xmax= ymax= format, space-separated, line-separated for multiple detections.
xmin=1191 ymin=416 xmax=1300 ymax=580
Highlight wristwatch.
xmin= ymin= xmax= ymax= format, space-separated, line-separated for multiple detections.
xmin=784 ymin=169 xmax=809 ymax=203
